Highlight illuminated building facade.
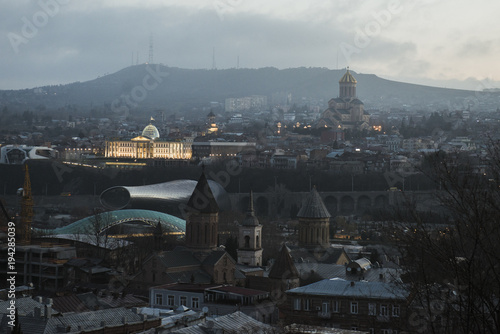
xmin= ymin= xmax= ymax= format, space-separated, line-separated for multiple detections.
xmin=105 ymin=123 xmax=192 ymax=160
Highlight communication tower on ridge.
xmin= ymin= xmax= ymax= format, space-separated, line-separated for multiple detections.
xmin=149 ymin=33 xmax=154 ymax=64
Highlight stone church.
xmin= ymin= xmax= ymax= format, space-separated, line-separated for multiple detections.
xmin=316 ymin=68 xmax=370 ymax=131
xmin=131 ymin=171 xmax=237 ymax=289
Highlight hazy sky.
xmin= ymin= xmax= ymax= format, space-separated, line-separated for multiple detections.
xmin=1 ymin=0 xmax=499 ymax=90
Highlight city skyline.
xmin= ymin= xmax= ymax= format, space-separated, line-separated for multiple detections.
xmin=1 ymin=0 xmax=499 ymax=91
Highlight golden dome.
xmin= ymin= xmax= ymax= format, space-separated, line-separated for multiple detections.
xmin=339 ymin=68 xmax=357 ymax=84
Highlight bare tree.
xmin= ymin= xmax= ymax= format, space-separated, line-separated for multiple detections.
xmin=395 ymin=142 xmax=500 ymax=333
xmin=87 ymin=208 xmax=112 ymax=259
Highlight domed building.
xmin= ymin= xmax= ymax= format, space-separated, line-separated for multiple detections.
xmin=105 ymin=117 xmax=192 ymax=160
xmin=316 ymin=68 xmax=370 ymax=131
xmin=142 ymin=121 xmax=160 ymax=140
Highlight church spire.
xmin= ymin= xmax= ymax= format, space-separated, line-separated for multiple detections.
xmin=242 ymin=191 xmax=259 ymax=226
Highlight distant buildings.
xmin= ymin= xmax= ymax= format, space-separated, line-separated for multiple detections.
xmin=283 ymin=278 xmax=409 ymax=333
xmin=0 ymin=243 xmax=76 ymax=291
xmin=0 ymin=144 xmax=57 ymax=164
xmin=317 ymin=68 xmax=370 ymax=131
xmin=105 ymin=122 xmax=192 ymax=160
xmin=191 ymin=141 xmax=256 ymax=160
xmin=225 ymin=95 xmax=267 ymax=112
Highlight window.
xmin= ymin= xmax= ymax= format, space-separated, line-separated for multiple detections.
xmin=350 ymin=301 xmax=358 ymax=314
xmin=192 ymin=297 xmax=199 ymax=309
xmin=293 ymin=298 xmax=301 ymax=311
xmin=155 ymin=293 xmax=163 ymax=305
xmin=393 ymin=305 xmax=400 ymax=317
xmin=304 ymin=299 xmax=311 ymax=311
xmin=332 ymin=300 xmax=339 ymax=313
xmin=380 ymin=304 xmax=388 ymax=316
xmin=167 ymin=295 xmax=174 ymax=306
xmin=180 ymin=296 xmax=187 ymax=306
xmin=244 ymin=235 xmax=250 ymax=248
xmin=321 ymin=302 xmax=329 ymax=313
xmin=368 ymin=303 xmax=376 ymax=316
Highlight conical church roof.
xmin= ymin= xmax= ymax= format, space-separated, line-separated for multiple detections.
xmin=186 ymin=172 xmax=219 ymax=214
xmin=297 ymin=187 xmax=331 ymax=219
xmin=269 ymin=244 xmax=299 ymax=279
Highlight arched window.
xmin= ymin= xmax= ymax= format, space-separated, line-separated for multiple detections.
xmin=256 ymin=235 xmax=260 ymax=248
xmin=244 ymin=235 xmax=250 ymax=248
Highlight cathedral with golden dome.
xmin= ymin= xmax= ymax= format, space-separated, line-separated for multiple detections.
xmin=316 ymin=68 xmax=370 ymax=130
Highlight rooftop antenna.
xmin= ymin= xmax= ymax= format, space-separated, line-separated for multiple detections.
xmin=212 ymin=47 xmax=216 ymax=70
xmin=136 ymin=51 xmax=139 ymax=65
xmin=131 ymin=52 xmax=134 ymax=66
xmin=149 ymin=33 xmax=154 ymax=64
xmin=237 ymin=54 xmax=239 ymax=69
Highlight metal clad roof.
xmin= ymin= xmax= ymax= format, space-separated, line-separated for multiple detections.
xmin=186 ymin=172 xmax=219 ymax=213
xmin=100 ymin=179 xmax=230 ymax=211
xmin=287 ymin=278 xmax=408 ymax=300
xmin=44 ymin=307 xmax=151 ymax=333
xmin=173 ymin=311 xmax=272 ymax=334
xmin=297 ymin=188 xmax=331 ymax=219
xmin=0 ymin=297 xmax=47 ymax=316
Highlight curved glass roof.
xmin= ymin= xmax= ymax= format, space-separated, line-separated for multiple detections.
xmin=42 ymin=209 xmax=185 ymax=235
xmin=142 ymin=124 xmax=160 ymax=140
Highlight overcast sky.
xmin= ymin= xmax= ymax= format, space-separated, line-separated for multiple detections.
xmin=1 ymin=0 xmax=499 ymax=90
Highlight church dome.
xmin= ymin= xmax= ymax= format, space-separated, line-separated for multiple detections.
xmin=339 ymin=68 xmax=357 ymax=84
xmin=142 ymin=123 xmax=160 ymax=140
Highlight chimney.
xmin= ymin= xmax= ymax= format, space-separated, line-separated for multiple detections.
xmin=36 ymin=296 xmax=43 ymax=303
xmin=350 ymin=281 xmax=355 ymax=287
xmin=47 ymin=298 xmax=53 ymax=305
xmin=34 ymin=307 xmax=42 ymax=318
xmin=45 ymin=305 xmax=52 ymax=319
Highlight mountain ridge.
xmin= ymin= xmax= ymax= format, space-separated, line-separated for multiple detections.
xmin=0 ymin=65 xmax=491 ymax=112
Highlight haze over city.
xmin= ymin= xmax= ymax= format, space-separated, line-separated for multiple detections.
xmin=2 ymin=0 xmax=500 ymax=90
xmin=3 ymin=1 xmax=500 ymax=334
